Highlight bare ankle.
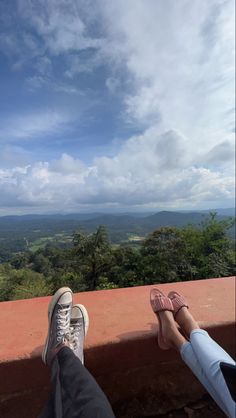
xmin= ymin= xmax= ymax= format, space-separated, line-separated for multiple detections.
xmin=176 ymin=308 xmax=199 ymax=337
xmin=164 ymin=323 xmax=187 ymax=349
xmin=159 ymin=310 xmax=175 ymax=323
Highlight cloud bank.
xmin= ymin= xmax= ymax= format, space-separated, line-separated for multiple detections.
xmin=0 ymin=129 xmax=234 ymax=213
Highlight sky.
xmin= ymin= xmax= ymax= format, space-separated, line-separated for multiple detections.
xmin=0 ymin=0 xmax=235 ymax=214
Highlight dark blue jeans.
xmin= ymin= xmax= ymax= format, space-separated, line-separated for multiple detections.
xmin=39 ymin=347 xmax=115 ymax=418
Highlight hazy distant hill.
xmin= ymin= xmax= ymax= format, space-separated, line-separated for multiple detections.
xmin=74 ymin=211 xmax=208 ymax=235
xmin=140 ymin=211 xmax=207 ymax=229
xmin=0 ymin=210 xmax=234 ymax=233
xmin=203 ymin=208 xmax=235 ymax=217
xmin=0 ymin=209 xmax=234 ymax=254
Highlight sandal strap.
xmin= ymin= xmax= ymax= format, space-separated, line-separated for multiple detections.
xmin=151 ymin=295 xmax=174 ymax=313
xmin=170 ymin=293 xmax=188 ymax=317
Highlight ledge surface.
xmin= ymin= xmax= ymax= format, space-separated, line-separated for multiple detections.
xmin=0 ymin=276 xmax=235 ymax=363
xmin=0 ymin=277 xmax=235 ymax=418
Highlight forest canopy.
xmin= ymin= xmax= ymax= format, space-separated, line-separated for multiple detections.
xmin=0 ymin=214 xmax=235 ymax=301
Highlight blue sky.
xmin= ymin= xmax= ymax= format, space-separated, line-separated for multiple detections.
xmin=0 ymin=0 xmax=235 ymax=214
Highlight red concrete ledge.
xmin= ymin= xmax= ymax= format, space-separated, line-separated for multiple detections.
xmin=0 ymin=277 xmax=235 ymax=417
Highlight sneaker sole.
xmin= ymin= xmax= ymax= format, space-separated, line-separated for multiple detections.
xmin=42 ymin=287 xmax=73 ymax=364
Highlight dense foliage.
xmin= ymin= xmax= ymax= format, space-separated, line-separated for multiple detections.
xmin=0 ymin=214 xmax=235 ymax=301
xmin=0 ymin=210 xmax=235 ymax=262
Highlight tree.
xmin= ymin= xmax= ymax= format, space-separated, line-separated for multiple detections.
xmin=181 ymin=213 xmax=235 ymax=279
xmin=198 ymin=213 xmax=235 ymax=278
xmin=180 ymin=225 xmax=203 ymax=280
xmin=0 ymin=266 xmax=51 ymax=301
xmin=12 ymin=272 xmax=52 ymax=300
xmin=96 ymin=277 xmax=118 ymax=290
xmin=30 ymin=253 xmax=51 ymax=275
xmin=11 ymin=253 xmax=29 ymax=269
xmin=0 ymin=214 xmax=234 ymax=302
xmin=140 ymin=227 xmax=188 ymax=283
xmin=72 ymin=226 xmax=113 ymax=289
xmin=49 ymin=271 xmax=88 ymax=293
xmin=109 ymin=246 xmax=142 ymax=287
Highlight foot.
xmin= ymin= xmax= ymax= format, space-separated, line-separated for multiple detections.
xmin=69 ymin=304 xmax=89 ymax=364
xmin=168 ymin=291 xmax=188 ymax=319
xmin=174 ymin=306 xmax=200 ymax=338
xmin=159 ymin=310 xmax=187 ymax=350
xmin=150 ymin=288 xmax=174 ymax=350
xmin=42 ymin=287 xmax=73 ymax=366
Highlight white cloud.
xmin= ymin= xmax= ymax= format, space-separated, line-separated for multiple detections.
xmin=0 ymin=0 xmax=104 ymax=91
xmin=204 ymin=140 xmax=235 ymax=165
xmin=0 ymin=129 xmax=234 ymax=211
xmin=18 ymin=0 xmax=103 ymax=55
xmin=98 ymin=0 xmax=235 ymax=151
xmin=125 ymin=86 xmax=161 ymax=125
xmin=26 ymin=75 xmax=81 ymax=95
xmin=0 ymin=110 xmax=73 ymax=141
xmin=50 ymin=153 xmax=86 ymax=174
xmin=0 ymin=145 xmax=32 ymax=168
xmin=105 ymin=78 xmax=121 ymax=94
xmin=3 ymin=0 xmax=234 ymax=150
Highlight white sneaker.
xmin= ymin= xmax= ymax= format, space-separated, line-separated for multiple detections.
xmin=42 ymin=287 xmax=73 ymax=365
xmin=69 ymin=304 xmax=89 ymax=364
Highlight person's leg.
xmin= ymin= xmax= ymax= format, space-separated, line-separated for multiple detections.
xmin=150 ymin=288 xmax=185 ymax=350
xmin=39 ymin=346 xmax=115 ymax=418
xmin=156 ymin=305 xmax=232 ymax=416
xmin=39 ymin=288 xmax=115 ymax=418
xmin=189 ymin=330 xmax=235 ymax=417
xmin=52 ymin=346 xmax=115 ymax=418
xmin=176 ymin=306 xmax=236 ymax=417
xmin=158 ymin=310 xmax=187 ymax=350
xmin=180 ymin=342 xmax=229 ymax=416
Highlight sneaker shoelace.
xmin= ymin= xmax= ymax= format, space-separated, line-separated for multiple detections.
xmin=69 ymin=320 xmax=83 ymax=350
xmin=56 ymin=305 xmax=71 ymax=344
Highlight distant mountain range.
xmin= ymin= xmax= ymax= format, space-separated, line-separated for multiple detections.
xmin=0 ymin=207 xmax=235 ymax=221
xmin=0 ymin=208 xmax=234 ymax=237
xmin=0 ymin=208 xmax=234 ymax=260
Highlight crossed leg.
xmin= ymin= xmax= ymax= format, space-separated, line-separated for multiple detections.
xmin=158 ymin=306 xmax=235 ymax=417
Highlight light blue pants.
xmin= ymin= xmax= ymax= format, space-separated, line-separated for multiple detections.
xmin=181 ymin=329 xmax=236 ymax=417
